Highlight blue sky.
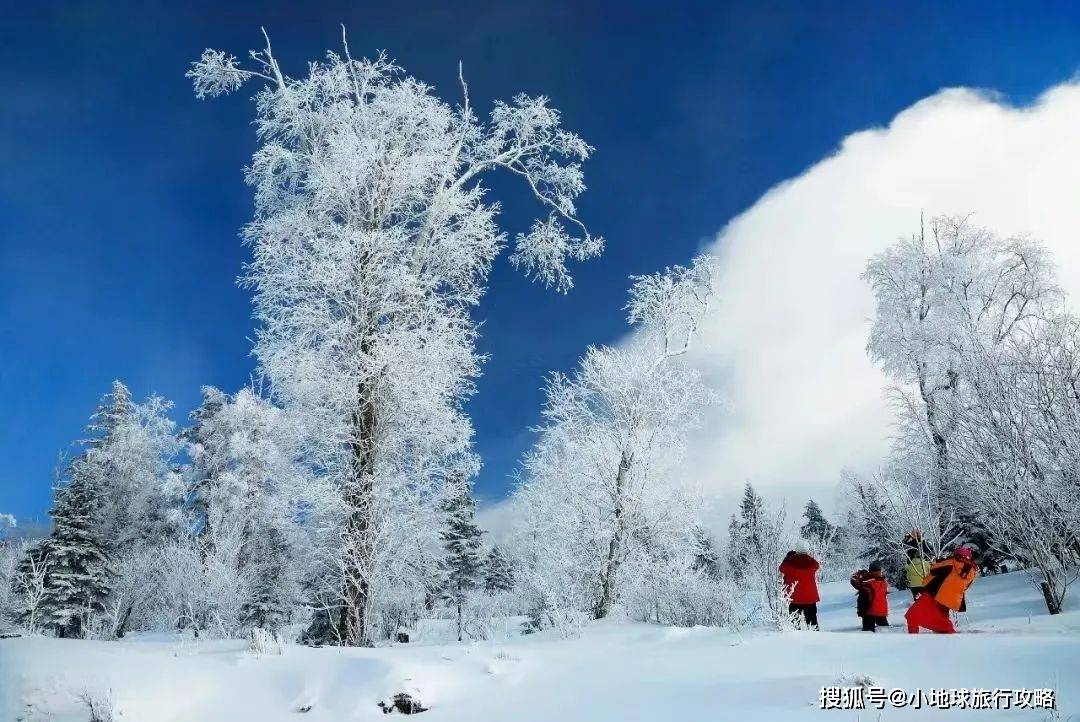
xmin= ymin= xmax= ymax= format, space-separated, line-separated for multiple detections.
xmin=3 ymin=0 xmax=1080 ymax=524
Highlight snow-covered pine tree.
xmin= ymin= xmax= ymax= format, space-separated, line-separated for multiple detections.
xmin=727 ymin=481 xmax=765 ymax=579
xmin=89 ymin=380 xmax=133 ymax=443
xmin=800 ymin=499 xmax=834 ymax=546
xmin=484 ymin=545 xmax=514 ymax=593
xmin=241 ymin=524 xmax=291 ymax=633
xmin=439 ymin=477 xmax=484 ymax=641
xmin=851 ymin=482 xmax=901 ymax=580
xmin=37 ymin=462 xmax=110 ymax=638
xmin=84 ymin=381 xmax=182 ymax=552
xmin=690 ymin=525 xmax=722 ymax=580
xmin=725 ymin=514 xmax=746 ymax=582
xmin=739 ymin=482 xmax=764 ymax=542
xmin=183 ymin=385 xmax=229 ymax=538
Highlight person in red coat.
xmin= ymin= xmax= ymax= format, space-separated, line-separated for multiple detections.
xmin=850 ymin=561 xmax=890 ymax=632
xmin=779 ymin=545 xmax=820 ymax=629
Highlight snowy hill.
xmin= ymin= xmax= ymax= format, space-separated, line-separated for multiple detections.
xmin=2 ymin=571 xmax=1077 ymax=721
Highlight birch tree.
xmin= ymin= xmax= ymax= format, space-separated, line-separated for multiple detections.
xmin=515 ymin=256 xmax=717 ymax=621
xmin=189 ymin=31 xmax=601 ymax=645
xmin=863 ymin=214 xmax=1078 ymax=612
xmin=863 ymin=215 xmax=1057 ymax=563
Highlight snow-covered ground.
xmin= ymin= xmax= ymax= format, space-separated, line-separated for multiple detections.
xmin=2 ymin=571 xmax=1077 ymax=721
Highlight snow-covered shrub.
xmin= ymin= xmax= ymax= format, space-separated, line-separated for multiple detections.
xmin=372 ymin=584 xmax=425 ymax=644
xmin=621 ymin=557 xmax=736 ymax=628
xmin=77 ymin=688 xmax=121 ymax=722
xmin=0 ymin=537 xmax=30 ymax=630
xmin=836 ymin=673 xmax=877 ymax=689
xmin=459 ymin=589 xmax=519 ymax=641
xmin=8 ymin=541 xmax=51 ymax=634
xmin=249 ymin=627 xmax=284 ymax=655
xmin=515 ymin=555 xmax=592 ymax=638
xmin=106 ymin=534 xmax=251 ymax=638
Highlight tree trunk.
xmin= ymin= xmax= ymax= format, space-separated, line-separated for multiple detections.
xmin=456 ymin=586 xmax=463 ymax=642
xmin=1040 ymin=579 xmax=1062 ymax=615
xmin=595 ymin=451 xmax=630 ymax=619
xmin=114 ymin=601 xmax=134 ymax=639
xmin=338 ymin=372 xmax=378 ymax=647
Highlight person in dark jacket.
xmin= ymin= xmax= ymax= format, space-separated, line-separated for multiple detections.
xmin=779 ymin=545 xmax=820 ymax=629
xmin=850 ymin=561 xmax=890 ymax=632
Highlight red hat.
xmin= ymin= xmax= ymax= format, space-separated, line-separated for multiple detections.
xmin=954 ymin=546 xmax=973 ymax=560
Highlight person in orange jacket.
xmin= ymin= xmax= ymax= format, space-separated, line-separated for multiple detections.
xmin=905 ymin=546 xmax=977 ymax=634
xmin=850 ymin=561 xmax=890 ymax=632
xmin=779 ymin=545 xmax=820 ymax=629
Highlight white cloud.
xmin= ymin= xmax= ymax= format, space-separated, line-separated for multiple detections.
xmin=476 ymin=499 xmax=517 ymax=547
xmin=684 ymin=83 xmax=1080 ymax=521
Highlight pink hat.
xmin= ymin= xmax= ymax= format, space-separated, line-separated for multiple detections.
xmin=954 ymin=546 xmax=973 ymax=560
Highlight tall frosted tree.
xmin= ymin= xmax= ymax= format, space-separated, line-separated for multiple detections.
xmin=863 ymin=215 xmax=1055 ymax=560
xmin=189 ymin=32 xmax=601 ymax=645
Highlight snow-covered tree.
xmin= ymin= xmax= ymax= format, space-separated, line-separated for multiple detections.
xmin=727 ymin=481 xmax=768 ymax=581
xmin=514 ymin=255 xmax=717 ymax=622
xmin=799 ymin=500 xmax=833 ymax=546
xmin=19 ymin=382 xmax=184 ymax=638
xmin=863 ymin=215 xmax=1079 ymax=611
xmin=439 ymin=476 xmax=484 ymax=641
xmin=183 ymin=386 xmax=229 ymax=537
xmin=0 ymin=514 xmax=15 ymax=540
xmin=484 ymin=545 xmax=514 ymax=593
xmin=690 ymin=525 xmax=722 ymax=580
xmin=175 ymin=386 xmax=337 ymax=637
xmin=189 ymin=31 xmax=601 ymax=645
xmin=83 ymin=382 xmax=183 ymax=552
xmin=8 ymin=540 xmax=50 ymax=633
xmin=847 ymin=476 xmax=906 ymax=581
xmin=36 ymin=466 xmax=110 ymax=638
xmin=948 ymin=311 xmax=1080 ymax=611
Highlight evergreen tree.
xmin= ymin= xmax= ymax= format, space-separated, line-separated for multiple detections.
xmin=183 ymin=386 xmax=229 ymax=536
xmin=690 ymin=525 xmax=722 ymax=580
xmin=727 ymin=481 xmax=765 ymax=580
xmin=84 ymin=380 xmax=181 ymax=551
xmin=800 ymin=499 xmax=835 ymax=545
xmin=87 ymin=381 xmax=133 ymax=446
xmin=242 ymin=525 xmax=291 ymax=632
xmin=484 ymin=546 xmax=514 ymax=593
xmin=37 ymin=466 xmax=110 ymax=638
xmin=853 ymin=483 xmax=901 ymax=581
xmin=439 ymin=477 xmax=484 ymax=641
xmin=738 ymin=481 xmax=764 ymax=540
